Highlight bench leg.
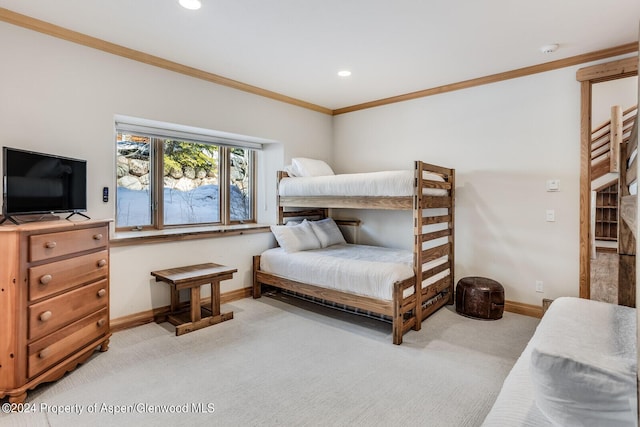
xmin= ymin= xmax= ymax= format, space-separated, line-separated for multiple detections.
xmin=211 ymin=281 xmax=221 ymax=316
xmin=190 ymin=287 xmax=201 ymax=322
xmin=171 ymin=288 xmax=180 ymax=313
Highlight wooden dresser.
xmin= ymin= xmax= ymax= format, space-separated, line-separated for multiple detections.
xmin=0 ymin=219 xmax=111 ymax=403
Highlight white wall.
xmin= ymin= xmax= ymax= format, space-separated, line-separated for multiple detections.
xmin=1 ymin=19 xmax=635 ymax=314
xmin=333 ymin=67 xmax=591 ymax=306
xmin=0 ymin=23 xmax=333 ymax=319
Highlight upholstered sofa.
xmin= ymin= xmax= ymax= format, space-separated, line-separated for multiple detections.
xmin=482 ymin=297 xmax=637 ymax=426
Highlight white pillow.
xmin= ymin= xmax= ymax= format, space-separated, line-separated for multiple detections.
xmin=529 ymin=297 xmax=637 ymax=427
xmin=283 ymin=164 xmax=297 ymax=177
xmin=270 ymin=220 xmax=321 ymax=253
xmin=309 ymin=218 xmax=346 ymax=248
xmin=291 ymin=158 xmax=334 ymax=177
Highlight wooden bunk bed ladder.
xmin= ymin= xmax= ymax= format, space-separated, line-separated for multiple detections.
xmin=413 ymin=161 xmax=455 ymax=330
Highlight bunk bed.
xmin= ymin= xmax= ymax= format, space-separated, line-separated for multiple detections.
xmin=253 ymin=160 xmax=455 ymax=344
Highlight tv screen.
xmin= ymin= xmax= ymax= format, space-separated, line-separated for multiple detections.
xmin=3 ymin=147 xmax=87 ymax=216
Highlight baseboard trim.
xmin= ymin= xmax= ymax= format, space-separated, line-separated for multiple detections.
xmin=110 ymin=286 xmax=252 ymax=332
xmin=504 ymin=300 xmax=543 ymax=318
xmin=111 ymin=289 xmax=542 ymax=330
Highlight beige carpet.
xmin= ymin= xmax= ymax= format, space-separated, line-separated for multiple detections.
xmin=2 ymin=294 xmax=539 ymax=427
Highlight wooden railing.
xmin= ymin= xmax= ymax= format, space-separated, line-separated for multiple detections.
xmin=591 ymin=105 xmax=637 ymax=181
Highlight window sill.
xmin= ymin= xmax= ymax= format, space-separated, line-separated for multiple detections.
xmin=110 ymin=223 xmax=271 ymax=247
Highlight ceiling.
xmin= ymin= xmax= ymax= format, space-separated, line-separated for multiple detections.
xmin=1 ymin=0 xmax=639 ymax=110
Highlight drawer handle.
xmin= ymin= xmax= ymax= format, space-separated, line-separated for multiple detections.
xmin=40 ymin=274 xmax=53 ymax=285
xmin=97 ymin=259 xmax=107 ymax=268
xmin=39 ymin=348 xmax=50 ymax=359
xmin=93 ymin=233 xmax=103 ymax=241
xmin=97 ymin=318 xmax=106 ymax=327
xmin=97 ymin=289 xmax=107 ymax=298
xmin=39 ymin=311 xmax=52 ymax=322
xmin=45 ymin=241 xmax=57 ymax=249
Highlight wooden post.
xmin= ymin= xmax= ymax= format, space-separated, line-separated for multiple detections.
xmin=610 ymin=105 xmax=623 ymax=173
xmin=590 ymin=191 xmax=597 ymax=260
xmin=253 ymin=255 xmax=262 ymax=298
xmin=618 ymin=125 xmax=636 ymax=308
xmin=413 ymin=161 xmax=423 ymax=330
xmin=277 ymin=171 xmax=286 ymax=224
xmin=448 ymin=167 xmax=456 ymax=305
xmin=579 ymin=80 xmax=592 ymax=299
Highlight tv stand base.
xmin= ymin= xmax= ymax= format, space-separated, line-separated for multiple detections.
xmin=0 ymin=216 xmax=19 ymax=225
xmin=66 ymin=212 xmax=91 ymax=220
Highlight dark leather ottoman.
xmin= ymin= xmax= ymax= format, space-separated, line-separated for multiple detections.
xmin=455 ymin=276 xmax=504 ymax=320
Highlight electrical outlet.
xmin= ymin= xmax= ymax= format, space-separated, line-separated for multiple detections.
xmin=535 ymin=280 xmax=544 ymax=293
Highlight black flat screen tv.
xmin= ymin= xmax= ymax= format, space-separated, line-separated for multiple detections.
xmin=2 ymin=147 xmax=87 ymax=218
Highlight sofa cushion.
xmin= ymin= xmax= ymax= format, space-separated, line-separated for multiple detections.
xmin=529 ymin=297 xmax=637 ymax=427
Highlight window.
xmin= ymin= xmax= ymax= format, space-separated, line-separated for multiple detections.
xmin=115 ymin=120 xmax=257 ymax=230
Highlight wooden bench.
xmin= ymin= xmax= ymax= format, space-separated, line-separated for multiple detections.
xmin=151 ymin=263 xmax=237 ymax=336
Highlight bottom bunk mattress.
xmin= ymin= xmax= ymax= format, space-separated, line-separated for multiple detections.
xmin=260 ymin=243 xmax=449 ymax=301
xmin=260 ymin=244 xmax=412 ymax=301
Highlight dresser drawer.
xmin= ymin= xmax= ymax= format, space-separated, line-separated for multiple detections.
xmin=29 ymin=226 xmax=108 ymax=262
xmin=28 ymin=250 xmax=109 ymax=301
xmin=28 ymin=279 xmax=108 ymax=340
xmin=27 ymin=308 xmax=108 ymax=379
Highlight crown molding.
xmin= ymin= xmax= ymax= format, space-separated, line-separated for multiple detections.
xmin=333 ymin=43 xmax=638 ymax=115
xmin=0 ymin=7 xmax=332 ymax=115
xmin=1 ymin=7 xmax=637 ymax=117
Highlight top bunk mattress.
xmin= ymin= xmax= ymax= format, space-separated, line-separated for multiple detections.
xmin=278 ymin=170 xmax=447 ymax=197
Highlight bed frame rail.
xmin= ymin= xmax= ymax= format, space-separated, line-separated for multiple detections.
xmin=254 ymin=254 xmax=417 ymax=345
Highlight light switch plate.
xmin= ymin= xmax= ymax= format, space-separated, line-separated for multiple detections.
xmin=546 ymin=209 xmax=555 ymax=222
xmin=546 ymin=179 xmax=560 ymax=191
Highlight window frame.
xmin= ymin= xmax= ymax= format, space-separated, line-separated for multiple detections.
xmin=116 ymin=131 xmax=257 ymax=232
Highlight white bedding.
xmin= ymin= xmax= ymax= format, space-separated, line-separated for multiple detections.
xmin=481 ymin=337 xmax=552 ymax=426
xmin=260 ymin=243 xmax=449 ymax=301
xmin=279 ymin=170 xmax=447 ymax=197
xmin=482 ymin=297 xmax=637 ymax=427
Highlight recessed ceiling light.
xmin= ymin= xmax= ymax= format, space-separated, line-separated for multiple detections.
xmin=179 ymin=0 xmax=202 ymax=10
xmin=337 ymin=70 xmax=352 ymax=77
